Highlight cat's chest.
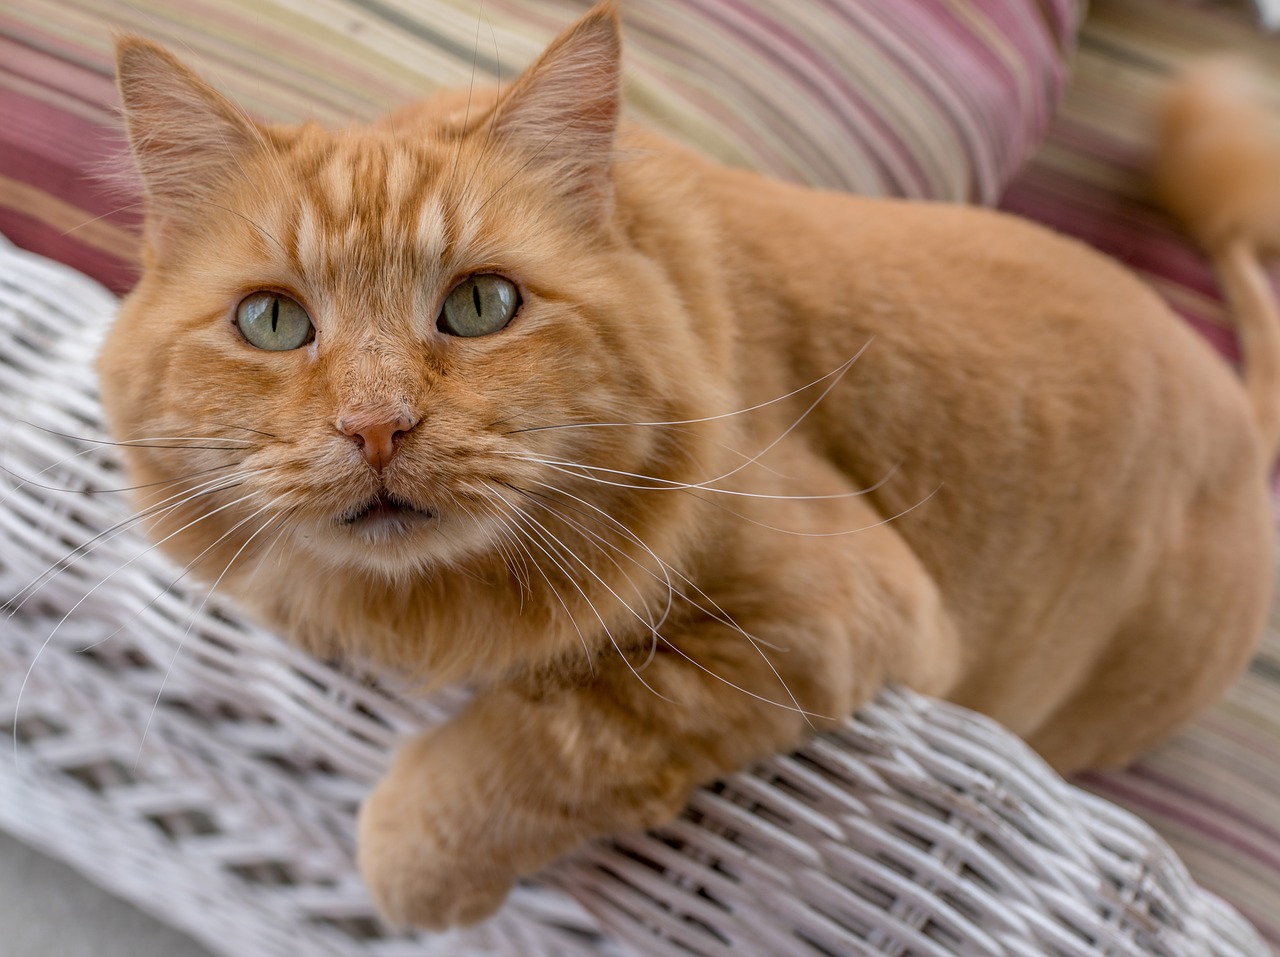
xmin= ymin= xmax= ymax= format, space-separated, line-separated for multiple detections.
xmin=247 ymin=560 xmax=577 ymax=684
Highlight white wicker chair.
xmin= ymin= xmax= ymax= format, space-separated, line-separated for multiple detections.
xmin=0 ymin=234 xmax=1268 ymax=956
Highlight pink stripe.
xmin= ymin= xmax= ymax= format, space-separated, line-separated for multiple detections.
xmin=1081 ymin=773 xmax=1280 ymax=871
xmin=694 ymin=0 xmax=930 ymax=194
xmin=0 ymin=34 xmax=116 ymax=110
xmin=829 ymin=0 xmax=984 ymax=197
xmin=628 ymin=10 xmax=849 ymax=184
xmin=1132 ymin=765 xmax=1280 ymax=846
xmin=1082 ymin=772 xmax=1280 ymax=945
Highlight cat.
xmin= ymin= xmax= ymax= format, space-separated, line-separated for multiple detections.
xmin=102 ymin=2 xmax=1280 ymax=931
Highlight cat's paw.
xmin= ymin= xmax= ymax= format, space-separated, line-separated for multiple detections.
xmin=356 ymin=771 xmax=513 ymax=931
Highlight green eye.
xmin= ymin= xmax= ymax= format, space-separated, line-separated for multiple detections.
xmin=236 ymin=292 xmax=314 ymax=351
xmin=439 ymin=275 xmax=520 ymax=337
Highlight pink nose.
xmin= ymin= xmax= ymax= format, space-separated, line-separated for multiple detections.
xmin=338 ymin=413 xmax=418 ymax=472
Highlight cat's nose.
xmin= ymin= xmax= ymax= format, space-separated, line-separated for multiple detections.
xmin=338 ymin=412 xmax=419 ymax=472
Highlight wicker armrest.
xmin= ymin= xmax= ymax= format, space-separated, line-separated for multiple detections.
xmin=0 ymin=236 xmax=1267 ymax=956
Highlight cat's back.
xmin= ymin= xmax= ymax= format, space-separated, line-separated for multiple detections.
xmin=616 ymin=142 xmax=1271 ymax=756
xmin=615 ymin=137 xmax=1251 ymax=468
xmin=614 ymin=129 xmax=1216 ymax=379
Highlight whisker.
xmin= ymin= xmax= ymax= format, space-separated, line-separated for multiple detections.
xmin=502 ymin=341 xmax=882 ymax=502
xmin=489 ymin=486 xmax=659 ymax=694
xmin=494 ymin=484 xmax=812 ymax=716
xmin=205 ymin=422 xmax=278 ymax=439
xmin=502 ymin=451 xmax=900 ymax=504
xmin=196 ymin=200 xmax=289 ymax=260
xmin=11 ymin=485 xmax=264 ymax=763
xmin=74 ymin=484 xmax=296 ymax=657
xmin=13 ymin=421 xmax=256 ymax=452
xmin=502 ymin=345 xmax=871 ymax=436
xmin=0 ymin=459 xmax=241 ymax=498
xmin=511 ymin=485 xmax=668 ymax=672
xmin=519 ymin=481 xmax=717 ymax=629
xmin=238 ymin=501 xmax=303 ymax=584
xmin=498 ymin=417 xmax=799 ymax=484
xmin=647 ymin=623 xmax=827 ymax=721
xmin=7 ymin=469 xmax=254 ymax=617
xmin=466 ymin=498 xmax=534 ymax=602
xmin=707 ymin=341 xmax=873 ymax=489
xmin=513 ymin=481 xmax=824 ymax=718
xmin=62 ymin=201 xmax=145 ymax=236
xmin=485 ymin=492 xmax=598 ymax=676
xmin=135 ymin=498 xmax=296 ymax=767
xmin=447 ymin=2 xmax=486 ymax=202
xmin=500 ymin=343 xmax=888 ymax=500
xmin=514 ymin=479 xmax=817 ymax=723
xmin=519 ymin=487 xmax=662 ymax=634
xmin=509 ymin=480 xmax=674 ymax=634
xmin=6 ymin=461 xmax=278 ymax=617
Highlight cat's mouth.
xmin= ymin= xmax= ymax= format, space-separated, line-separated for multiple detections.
xmin=338 ymin=490 xmax=436 ymax=533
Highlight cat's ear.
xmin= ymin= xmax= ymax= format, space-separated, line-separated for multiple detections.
xmin=487 ymin=3 xmax=622 ymax=225
xmin=114 ymin=37 xmax=262 ymax=221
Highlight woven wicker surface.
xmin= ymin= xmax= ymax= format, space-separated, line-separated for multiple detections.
xmin=0 ymin=233 xmax=1268 ymax=956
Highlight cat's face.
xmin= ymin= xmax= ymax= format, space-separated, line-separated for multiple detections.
xmin=101 ymin=8 xmax=718 ymax=585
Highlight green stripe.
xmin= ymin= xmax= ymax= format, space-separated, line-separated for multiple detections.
xmin=345 ymin=0 xmax=504 ymax=78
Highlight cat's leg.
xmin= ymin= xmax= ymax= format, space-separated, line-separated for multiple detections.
xmin=1027 ymin=476 xmax=1273 ymax=772
xmin=357 ymin=632 xmax=817 ymax=930
xmin=357 ymin=524 xmax=959 ymax=930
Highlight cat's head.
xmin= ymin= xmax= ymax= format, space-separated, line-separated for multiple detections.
xmin=100 ymin=3 xmax=725 ymax=591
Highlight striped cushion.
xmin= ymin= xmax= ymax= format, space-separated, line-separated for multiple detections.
xmin=0 ymin=0 xmax=1077 ymax=294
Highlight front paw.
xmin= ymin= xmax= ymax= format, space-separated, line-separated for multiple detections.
xmin=356 ymin=771 xmax=513 ymax=931
xmin=353 ymin=683 xmax=702 ymax=931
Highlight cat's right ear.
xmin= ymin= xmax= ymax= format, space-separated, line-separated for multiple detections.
xmin=114 ymin=37 xmax=262 ymax=222
xmin=483 ymin=3 xmax=622 ymax=228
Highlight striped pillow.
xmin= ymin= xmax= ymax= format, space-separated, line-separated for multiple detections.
xmin=0 ymin=0 xmax=1079 ymax=294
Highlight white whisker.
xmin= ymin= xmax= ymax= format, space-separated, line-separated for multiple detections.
xmin=7 ymin=468 xmax=259 ymax=619
xmin=496 ymin=483 xmax=821 ymax=718
xmin=522 ymin=479 xmax=747 ymax=643
xmin=485 ymin=492 xmax=598 ymax=676
xmin=514 ymin=481 xmax=674 ymax=631
xmin=515 ymin=480 xmax=818 ymax=724
xmin=488 ymin=486 xmax=667 ymax=698
xmin=502 ymin=451 xmax=900 ymax=504
xmin=505 ymin=343 xmax=871 ymax=436
xmin=135 ymin=497 xmax=296 ymax=768
xmin=11 ymin=483 xmax=268 ymax=763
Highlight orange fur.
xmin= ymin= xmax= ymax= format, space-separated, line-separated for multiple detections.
xmin=102 ymin=6 xmax=1280 ymax=930
xmin=1153 ymin=57 xmax=1280 ymax=457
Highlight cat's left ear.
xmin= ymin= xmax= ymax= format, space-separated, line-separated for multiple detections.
xmin=486 ymin=2 xmax=622 ymax=226
xmin=114 ymin=36 xmax=262 ymax=224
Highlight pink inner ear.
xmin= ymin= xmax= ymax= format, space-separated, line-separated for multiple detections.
xmin=115 ymin=38 xmax=262 ymax=217
xmin=485 ymin=5 xmax=623 ymax=222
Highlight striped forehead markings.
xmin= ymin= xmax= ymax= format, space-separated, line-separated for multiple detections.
xmin=284 ymin=143 xmax=419 ymax=266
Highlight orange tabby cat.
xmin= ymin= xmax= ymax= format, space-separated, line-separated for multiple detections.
xmin=102 ymin=4 xmax=1280 ymax=930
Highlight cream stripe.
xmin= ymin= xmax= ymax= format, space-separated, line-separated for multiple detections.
xmin=0 ymin=175 xmax=138 ymax=260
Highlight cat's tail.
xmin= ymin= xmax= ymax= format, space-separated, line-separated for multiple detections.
xmin=1153 ymin=58 xmax=1280 ymax=463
